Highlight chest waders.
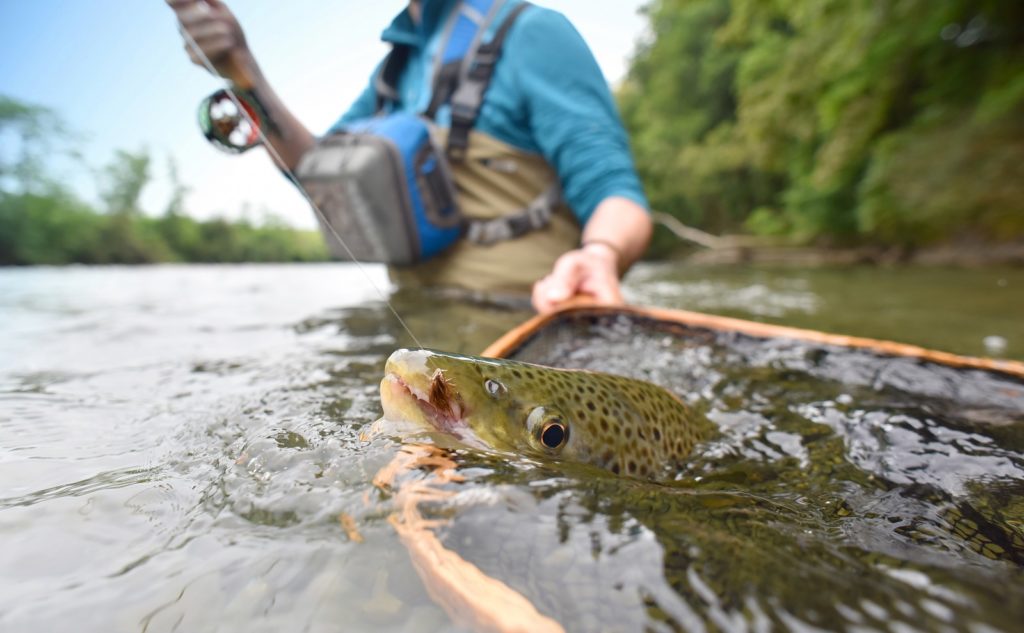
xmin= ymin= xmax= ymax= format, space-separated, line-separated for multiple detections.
xmin=297 ymin=0 xmax=581 ymax=294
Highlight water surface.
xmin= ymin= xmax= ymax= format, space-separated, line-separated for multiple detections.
xmin=0 ymin=263 xmax=1021 ymax=632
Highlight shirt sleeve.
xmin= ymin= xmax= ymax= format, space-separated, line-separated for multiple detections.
xmin=505 ymin=8 xmax=649 ymax=224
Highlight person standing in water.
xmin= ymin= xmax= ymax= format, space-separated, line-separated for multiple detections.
xmin=167 ymin=0 xmax=652 ymax=313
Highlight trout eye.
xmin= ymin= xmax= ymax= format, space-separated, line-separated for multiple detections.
xmin=540 ymin=420 xmax=568 ymax=449
xmin=484 ymin=378 xmax=507 ymax=398
xmin=527 ymin=406 xmax=569 ymax=452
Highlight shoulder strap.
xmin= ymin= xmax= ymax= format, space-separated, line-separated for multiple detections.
xmin=373 ymin=44 xmax=409 ymax=113
xmin=376 ymin=0 xmax=503 ymax=116
xmin=445 ymin=1 xmax=531 ymax=162
xmin=375 ymin=0 xmax=531 ymax=153
xmin=425 ymin=0 xmax=504 ymax=120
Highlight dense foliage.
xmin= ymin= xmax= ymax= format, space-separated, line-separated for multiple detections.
xmin=0 ymin=95 xmax=327 ymax=266
xmin=620 ymin=0 xmax=1024 ymax=250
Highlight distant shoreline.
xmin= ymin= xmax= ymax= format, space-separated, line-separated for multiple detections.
xmin=673 ymin=241 xmax=1024 ymax=268
xmin=4 ymin=242 xmax=1024 ymax=269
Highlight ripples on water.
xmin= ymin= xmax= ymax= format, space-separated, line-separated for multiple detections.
xmin=0 ymin=264 xmax=1021 ymax=632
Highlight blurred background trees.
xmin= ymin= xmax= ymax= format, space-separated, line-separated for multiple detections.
xmin=0 ymin=95 xmax=327 ymax=265
xmin=620 ymin=0 xmax=1024 ymax=255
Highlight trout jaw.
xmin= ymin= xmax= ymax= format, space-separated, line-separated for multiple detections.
xmin=380 ymin=371 xmax=466 ymax=435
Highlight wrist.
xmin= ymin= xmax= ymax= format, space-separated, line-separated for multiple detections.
xmin=580 ymin=239 xmax=622 ymax=274
xmin=224 ymin=49 xmax=261 ymax=90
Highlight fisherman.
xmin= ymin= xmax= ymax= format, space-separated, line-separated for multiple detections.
xmin=167 ymin=0 xmax=652 ymax=314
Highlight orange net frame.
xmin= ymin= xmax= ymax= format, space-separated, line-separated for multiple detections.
xmin=484 ymin=300 xmax=1024 ymax=377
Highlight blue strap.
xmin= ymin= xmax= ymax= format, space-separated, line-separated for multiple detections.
xmin=446 ymin=1 xmax=528 ymax=161
xmin=439 ymin=0 xmax=496 ymax=64
xmin=376 ymin=0 xmax=497 ymax=113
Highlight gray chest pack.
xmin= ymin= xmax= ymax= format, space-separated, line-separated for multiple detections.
xmin=294 ymin=0 xmax=558 ymax=265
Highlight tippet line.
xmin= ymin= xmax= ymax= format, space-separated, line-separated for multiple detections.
xmin=176 ymin=20 xmax=425 ymax=350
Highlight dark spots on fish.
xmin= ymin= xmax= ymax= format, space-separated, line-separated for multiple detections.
xmin=415 ymin=354 xmax=708 ymax=480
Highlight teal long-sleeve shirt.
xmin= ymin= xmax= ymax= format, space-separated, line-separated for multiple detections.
xmin=329 ymin=0 xmax=648 ymax=225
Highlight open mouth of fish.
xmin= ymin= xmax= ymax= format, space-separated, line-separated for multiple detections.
xmin=381 ymin=371 xmax=467 ymax=435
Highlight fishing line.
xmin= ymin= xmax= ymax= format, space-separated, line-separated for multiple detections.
xmin=176 ymin=19 xmax=426 ymax=350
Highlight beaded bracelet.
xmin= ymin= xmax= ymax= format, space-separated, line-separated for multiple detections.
xmin=581 ymin=239 xmax=622 ymax=258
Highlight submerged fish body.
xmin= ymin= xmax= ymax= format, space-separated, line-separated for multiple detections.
xmin=380 ymin=348 xmax=713 ymax=480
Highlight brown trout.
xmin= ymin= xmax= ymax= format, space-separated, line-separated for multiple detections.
xmin=380 ymin=349 xmax=714 ymax=481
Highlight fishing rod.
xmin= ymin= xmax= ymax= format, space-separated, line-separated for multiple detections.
xmin=175 ymin=7 xmax=425 ymax=350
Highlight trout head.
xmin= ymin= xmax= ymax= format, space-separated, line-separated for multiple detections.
xmin=381 ymin=348 xmax=571 ymax=455
xmin=380 ymin=348 xmax=711 ymax=480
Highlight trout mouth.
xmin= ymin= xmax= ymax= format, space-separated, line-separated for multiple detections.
xmin=381 ymin=369 xmax=466 ymax=434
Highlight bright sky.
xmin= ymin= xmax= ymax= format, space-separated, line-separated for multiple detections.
xmin=0 ymin=1 xmax=649 ymax=228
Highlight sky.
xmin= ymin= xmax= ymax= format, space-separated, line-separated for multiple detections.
xmin=0 ymin=0 xmax=650 ymax=228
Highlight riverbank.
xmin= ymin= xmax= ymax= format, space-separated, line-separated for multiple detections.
xmin=676 ymin=240 xmax=1024 ymax=267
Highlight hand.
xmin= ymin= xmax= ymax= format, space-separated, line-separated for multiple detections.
xmin=531 ymin=242 xmax=624 ymax=314
xmin=166 ymin=0 xmax=254 ymax=85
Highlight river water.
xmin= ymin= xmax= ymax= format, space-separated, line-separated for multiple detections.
xmin=1 ymin=263 xmax=1021 ymax=632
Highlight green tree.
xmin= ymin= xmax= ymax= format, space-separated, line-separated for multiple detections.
xmin=621 ymin=0 xmax=1024 ymax=249
xmin=0 ymin=190 xmax=105 ymax=265
xmin=0 ymin=95 xmax=68 ymax=195
xmin=100 ymin=148 xmax=151 ymax=216
xmin=0 ymin=94 xmax=330 ymax=266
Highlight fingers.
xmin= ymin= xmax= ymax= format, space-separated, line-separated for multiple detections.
xmin=532 ymin=255 xmax=584 ymax=313
xmin=531 ymin=249 xmax=624 ymax=314
xmin=168 ymin=0 xmax=232 ymax=35
xmin=584 ymin=275 xmax=623 ymax=305
xmin=167 ymin=1 xmax=213 ymax=25
xmin=174 ymin=6 xmax=223 ymax=32
xmin=530 ymin=281 xmax=563 ymax=314
xmin=186 ymin=20 xmax=233 ymax=41
xmin=170 ymin=0 xmax=239 ymax=69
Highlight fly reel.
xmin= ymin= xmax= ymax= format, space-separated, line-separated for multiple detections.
xmin=197 ymin=88 xmax=266 ymax=153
